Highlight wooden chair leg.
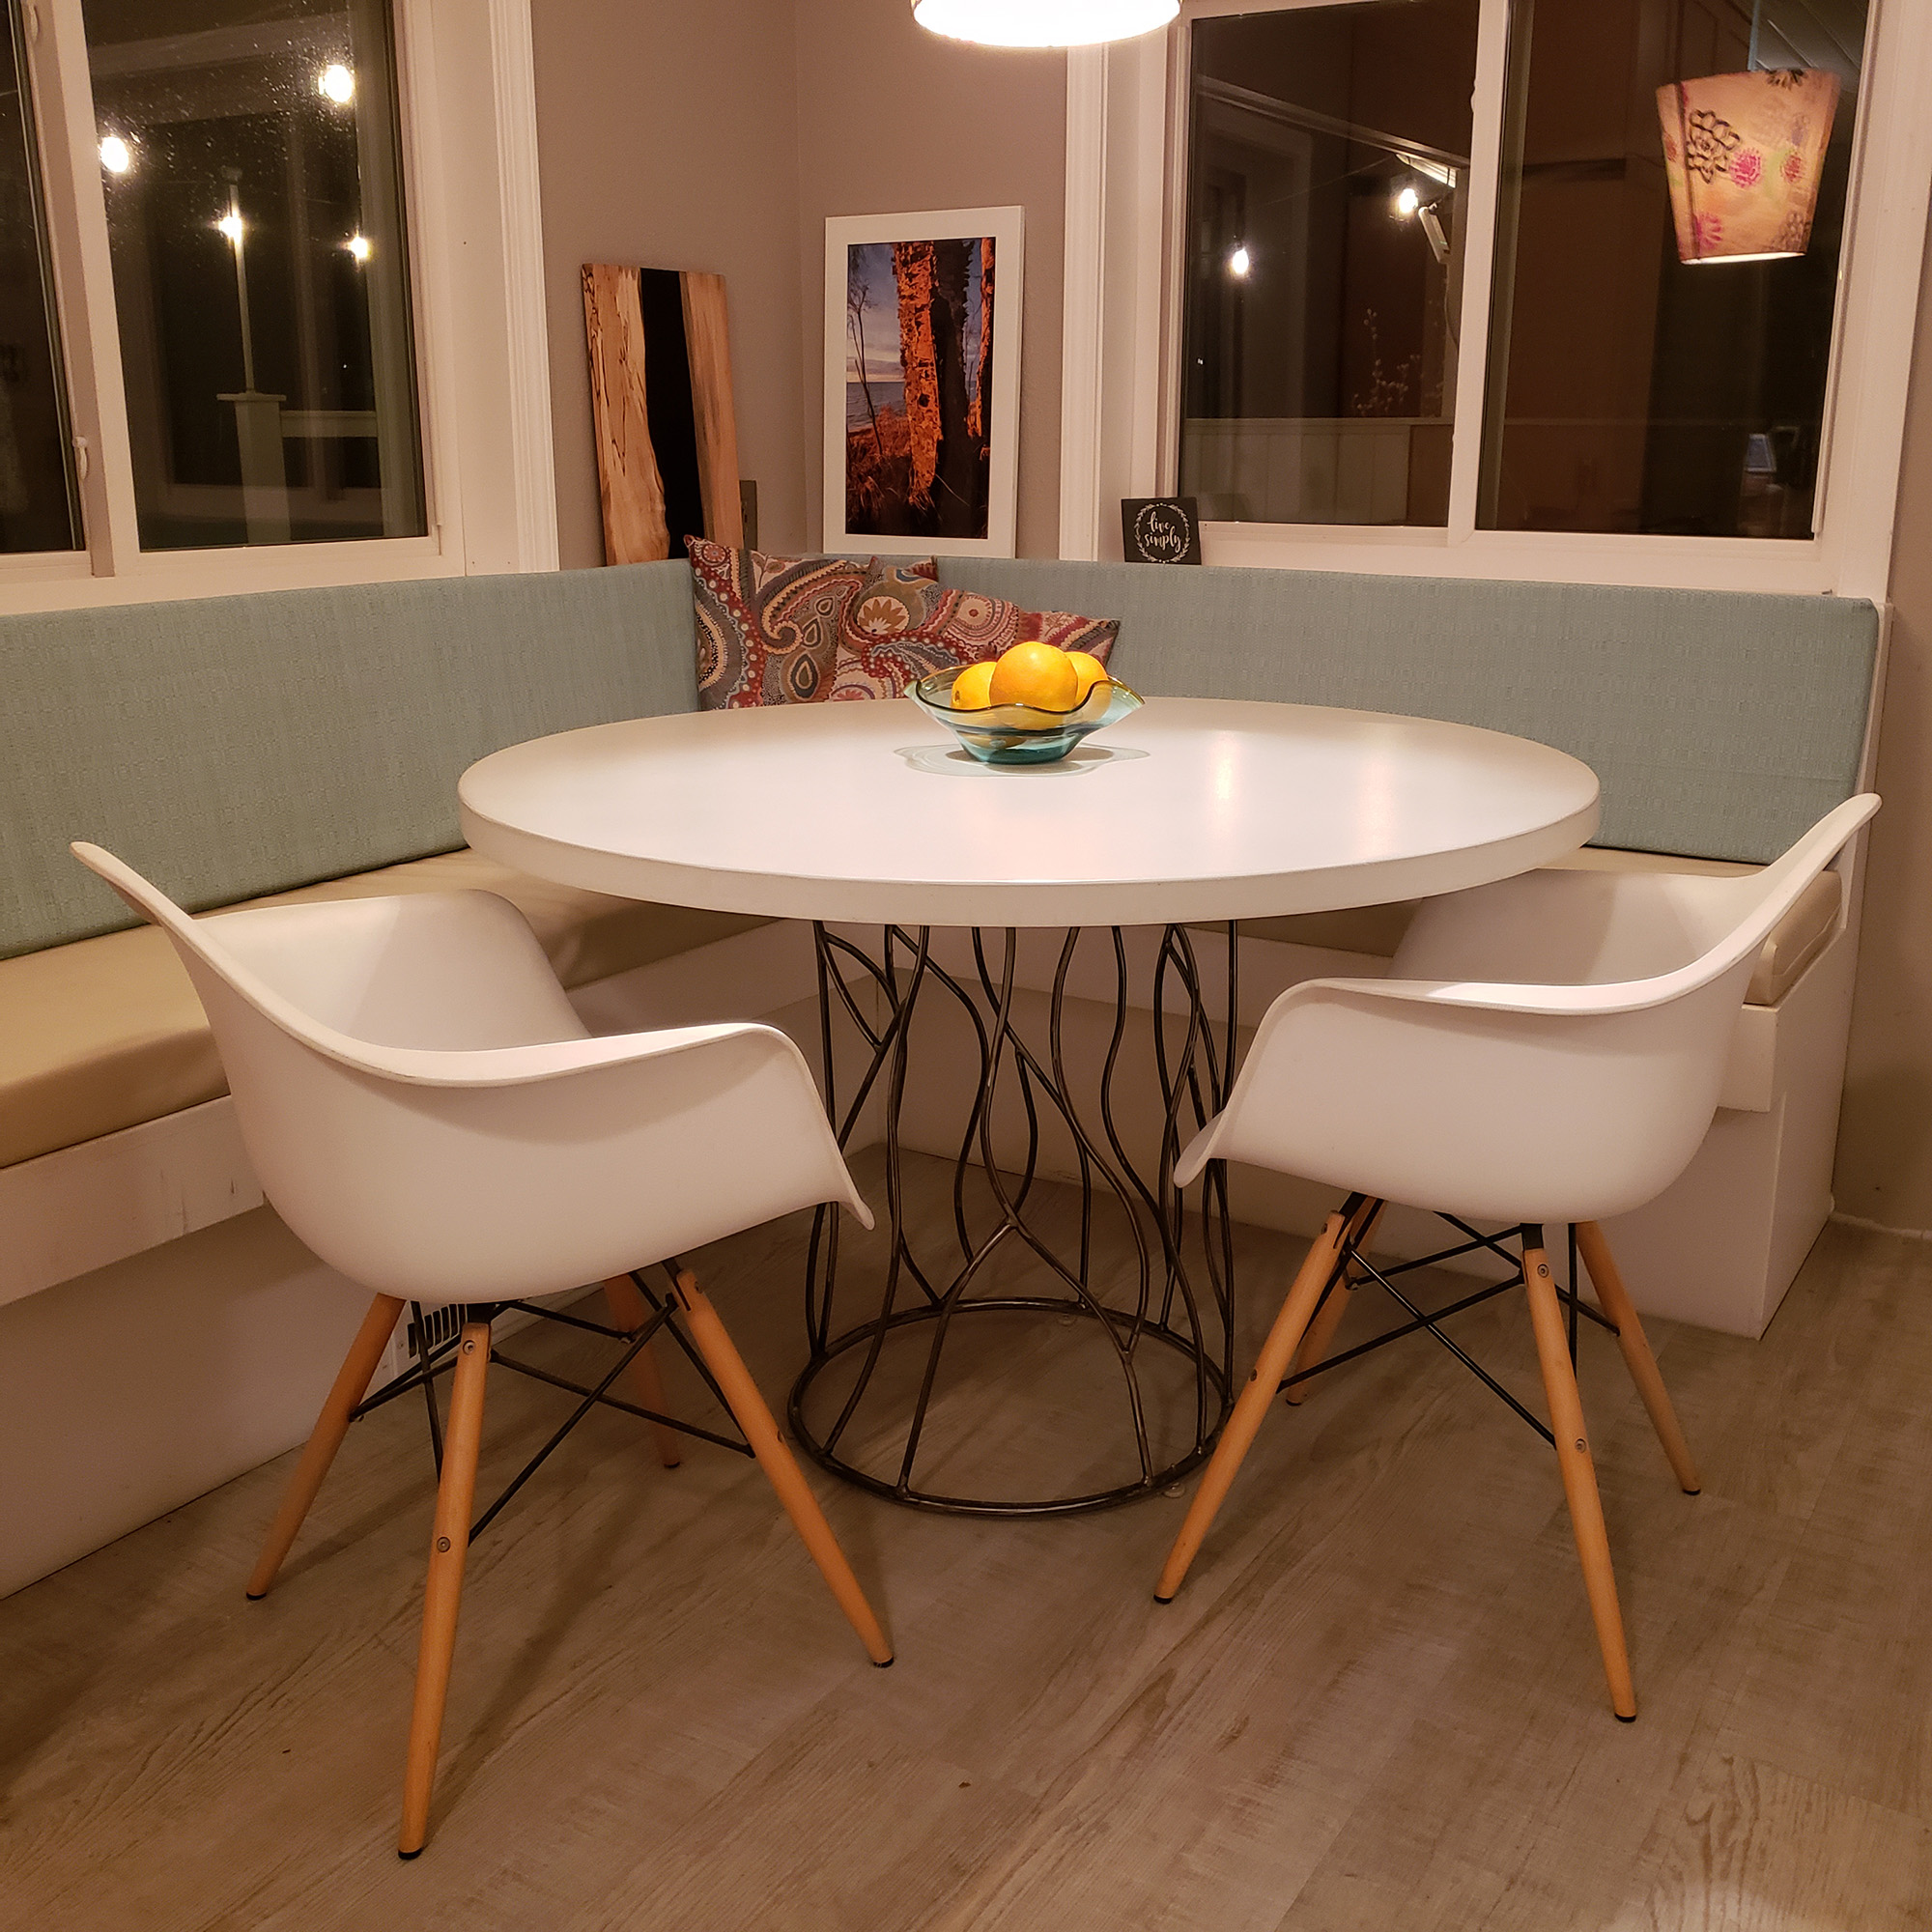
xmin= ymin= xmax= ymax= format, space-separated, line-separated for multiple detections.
xmin=1575 ymin=1222 xmax=1701 ymax=1495
xmin=600 ymin=1275 xmax=685 ymax=1469
xmin=1523 ymin=1240 xmax=1636 ymax=1721
xmin=1284 ymin=1203 xmax=1384 ymax=1406
xmin=399 ymin=1319 xmax=492 ymax=1859
xmin=670 ymin=1271 xmax=894 ymax=1666
xmin=246 ymin=1293 xmax=406 ymax=1600
xmin=1282 ymin=1273 xmax=1353 ymax=1406
xmin=1155 ymin=1201 xmax=1365 ymax=1601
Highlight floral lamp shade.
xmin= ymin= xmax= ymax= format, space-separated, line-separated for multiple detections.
xmin=1656 ymin=68 xmax=1841 ymax=265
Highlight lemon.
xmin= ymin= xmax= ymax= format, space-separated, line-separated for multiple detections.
xmin=988 ymin=639 xmax=1078 ymax=711
xmin=951 ymin=660 xmax=996 ymax=710
xmin=1063 ymin=651 xmax=1109 ymax=705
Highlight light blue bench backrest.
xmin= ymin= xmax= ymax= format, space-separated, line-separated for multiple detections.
xmin=946 ymin=559 xmax=1879 ymax=868
xmin=6 ymin=553 xmax=1880 ymax=960
xmin=4 ymin=561 xmax=699 ymax=959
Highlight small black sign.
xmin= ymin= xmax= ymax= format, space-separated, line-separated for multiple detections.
xmin=1122 ymin=497 xmax=1203 ymax=566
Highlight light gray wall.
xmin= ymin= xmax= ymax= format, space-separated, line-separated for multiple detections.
xmin=1835 ymin=226 xmax=1932 ymax=1231
xmin=791 ymin=4 xmax=1067 ymax=558
xmin=533 ymin=1 xmax=1067 ymax=567
xmin=531 ymin=0 xmax=810 ymax=563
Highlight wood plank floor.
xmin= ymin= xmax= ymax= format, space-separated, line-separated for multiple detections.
xmin=3 ymin=1150 xmax=1928 ymax=1930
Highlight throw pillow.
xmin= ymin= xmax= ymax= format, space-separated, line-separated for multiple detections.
xmin=829 ymin=568 xmax=1120 ymax=702
xmin=686 ymin=540 xmax=937 ymax=709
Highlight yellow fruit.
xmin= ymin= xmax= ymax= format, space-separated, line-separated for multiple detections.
xmin=1064 ymin=651 xmax=1109 ymax=704
xmin=988 ymin=639 xmax=1078 ymax=711
xmin=950 ymin=661 xmax=996 ymax=710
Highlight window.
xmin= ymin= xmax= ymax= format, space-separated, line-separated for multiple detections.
xmin=1 ymin=0 xmax=80 ymax=554
xmin=0 ymin=0 xmax=554 ymax=606
xmin=1116 ymin=0 xmax=1926 ymax=587
xmin=83 ymin=0 xmax=425 ymax=550
xmin=1479 ymin=0 xmax=1865 ymax=539
xmin=1179 ymin=1 xmax=1480 ymax=527
xmin=1179 ymin=0 xmax=1869 ymax=541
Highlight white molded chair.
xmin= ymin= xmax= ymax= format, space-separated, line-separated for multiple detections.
xmin=72 ymin=843 xmax=892 ymax=1856
xmin=1154 ymin=795 xmax=1880 ymax=1718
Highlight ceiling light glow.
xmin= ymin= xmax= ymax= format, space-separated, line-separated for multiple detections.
xmin=99 ymin=134 xmax=133 ymax=175
xmin=216 ymin=210 xmax=244 ymax=244
xmin=910 ymin=0 xmax=1178 ymax=48
xmin=1228 ymin=244 xmax=1251 ymax=277
xmin=346 ymin=233 xmax=372 ymax=263
xmin=318 ymin=62 xmax=355 ymax=104
xmin=1395 ymin=185 xmax=1421 ymax=218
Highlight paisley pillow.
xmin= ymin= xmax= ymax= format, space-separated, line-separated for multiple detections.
xmin=829 ymin=565 xmax=1120 ymax=701
xmin=686 ymin=540 xmax=937 ymax=709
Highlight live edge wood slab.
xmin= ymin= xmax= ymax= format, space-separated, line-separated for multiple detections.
xmin=583 ymin=263 xmax=744 ymax=565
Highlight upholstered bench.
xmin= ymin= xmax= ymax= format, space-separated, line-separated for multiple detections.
xmin=0 ymin=549 xmax=1880 ymax=1603
xmin=0 ymin=563 xmax=776 ymax=1312
xmin=943 ymin=557 xmax=1882 ymax=1340
xmin=0 ymin=853 xmax=766 ymax=1175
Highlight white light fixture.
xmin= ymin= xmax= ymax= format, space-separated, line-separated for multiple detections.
xmin=1228 ymin=244 xmax=1251 ymax=277
xmin=99 ymin=133 xmax=133 ymax=175
xmin=1395 ymin=185 xmax=1421 ymax=218
xmin=911 ymin=0 xmax=1178 ymax=48
xmin=345 ymin=233 xmax=372 ymax=264
xmin=216 ymin=209 xmax=244 ymax=245
xmin=318 ymin=62 xmax=355 ymax=104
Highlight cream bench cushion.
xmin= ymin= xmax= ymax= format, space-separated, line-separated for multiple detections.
xmin=0 ymin=851 xmax=769 ymax=1171
xmin=1230 ymin=848 xmax=1841 ymax=1010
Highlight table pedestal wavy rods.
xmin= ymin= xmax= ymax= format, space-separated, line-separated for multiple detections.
xmin=790 ymin=920 xmax=1238 ymax=1516
xmin=457 ymin=698 xmax=1603 ymax=1520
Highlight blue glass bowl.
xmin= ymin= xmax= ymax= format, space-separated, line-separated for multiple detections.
xmin=906 ymin=668 xmax=1145 ymax=765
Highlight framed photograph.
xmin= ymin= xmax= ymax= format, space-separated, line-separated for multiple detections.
xmin=823 ymin=206 xmax=1023 ymax=558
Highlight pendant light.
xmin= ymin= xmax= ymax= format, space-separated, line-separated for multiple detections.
xmin=912 ymin=0 xmax=1179 ymax=50
xmin=1656 ymin=67 xmax=1841 ymax=265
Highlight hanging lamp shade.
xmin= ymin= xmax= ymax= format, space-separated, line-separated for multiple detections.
xmin=911 ymin=0 xmax=1178 ymax=49
xmin=1656 ymin=68 xmax=1840 ymax=265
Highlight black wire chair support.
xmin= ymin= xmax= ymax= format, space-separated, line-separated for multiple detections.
xmin=1277 ymin=1209 xmax=1624 ymax=1447
xmin=346 ymin=1261 xmax=754 ymax=1547
xmin=789 ymin=920 xmax=1239 ymax=1517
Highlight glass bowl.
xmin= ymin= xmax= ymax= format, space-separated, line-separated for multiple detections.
xmin=906 ymin=668 xmax=1145 ymax=766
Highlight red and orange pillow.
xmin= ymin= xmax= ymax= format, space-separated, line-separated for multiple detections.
xmin=687 ymin=540 xmax=937 ymax=710
xmin=829 ymin=562 xmax=1119 ymax=702
xmin=686 ymin=540 xmax=1119 ymax=708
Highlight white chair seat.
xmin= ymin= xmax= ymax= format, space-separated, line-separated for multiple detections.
xmin=71 ymin=843 xmax=890 ymax=1857
xmin=1156 ymin=795 xmax=1879 ymax=1724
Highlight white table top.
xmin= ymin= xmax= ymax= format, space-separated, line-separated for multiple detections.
xmin=459 ymin=696 xmax=1601 ymax=927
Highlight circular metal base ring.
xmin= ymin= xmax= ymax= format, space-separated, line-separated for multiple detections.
xmin=787 ymin=1294 xmax=1233 ymax=1518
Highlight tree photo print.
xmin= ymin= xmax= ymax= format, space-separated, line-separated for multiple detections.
xmin=844 ymin=237 xmax=994 ymax=541
xmin=824 ymin=209 xmax=1021 ymax=556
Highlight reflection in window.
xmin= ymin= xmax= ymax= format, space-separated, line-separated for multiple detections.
xmin=1178 ymin=1 xmax=1481 ymax=527
xmin=0 ymin=0 xmax=82 ymax=554
xmin=84 ymin=0 xmax=425 ymax=550
xmin=1479 ymin=0 xmax=1866 ymax=538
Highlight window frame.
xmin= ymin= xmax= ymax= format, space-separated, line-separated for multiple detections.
xmin=1062 ymin=0 xmax=1932 ymax=601
xmin=2 ymin=0 xmax=556 ymax=613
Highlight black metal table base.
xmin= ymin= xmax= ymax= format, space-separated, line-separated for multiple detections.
xmin=788 ymin=922 xmax=1238 ymax=1517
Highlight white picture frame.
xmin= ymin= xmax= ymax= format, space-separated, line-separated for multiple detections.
xmin=823 ymin=206 xmax=1024 ymax=557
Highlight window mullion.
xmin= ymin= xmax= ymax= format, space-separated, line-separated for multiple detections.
xmin=26 ymin=0 xmax=139 ymax=576
xmin=1444 ymin=0 xmax=1511 ymax=544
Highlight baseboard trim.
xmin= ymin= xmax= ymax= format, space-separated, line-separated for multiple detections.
xmin=1830 ymin=1210 xmax=1932 ymax=1242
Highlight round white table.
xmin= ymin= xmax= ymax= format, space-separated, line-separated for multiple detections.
xmin=461 ymin=697 xmax=1600 ymax=1515
xmin=459 ymin=697 xmax=1601 ymax=929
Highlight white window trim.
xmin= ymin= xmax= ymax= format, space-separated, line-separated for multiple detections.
xmin=1061 ymin=0 xmax=1932 ymax=601
xmin=3 ymin=0 xmax=555 ymax=615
